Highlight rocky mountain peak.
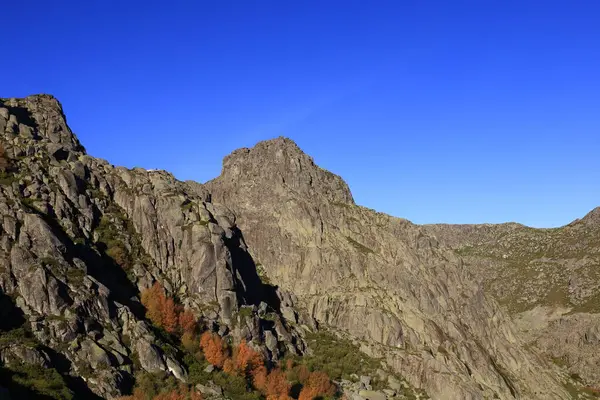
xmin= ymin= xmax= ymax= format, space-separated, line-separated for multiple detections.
xmin=0 ymin=94 xmax=84 ymax=158
xmin=578 ymin=206 xmax=600 ymax=226
xmin=212 ymin=136 xmax=354 ymax=205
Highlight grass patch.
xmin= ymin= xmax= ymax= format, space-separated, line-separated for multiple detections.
xmin=180 ymin=201 xmax=196 ymax=211
xmin=238 ymin=306 xmax=254 ymax=319
xmin=65 ymin=267 xmax=86 ymax=285
xmin=40 ymin=257 xmax=60 ymax=269
xmin=295 ymin=331 xmax=382 ymax=381
xmin=0 ymin=170 xmax=17 ymax=186
xmin=95 ymin=203 xmax=154 ymax=276
xmin=0 ymin=363 xmax=73 ymax=399
xmin=331 ymin=201 xmax=352 ymax=209
xmin=256 ymin=264 xmax=272 ymax=285
xmin=0 ymin=327 xmax=39 ymax=348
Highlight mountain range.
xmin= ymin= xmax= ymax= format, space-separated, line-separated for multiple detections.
xmin=0 ymin=94 xmax=597 ymax=400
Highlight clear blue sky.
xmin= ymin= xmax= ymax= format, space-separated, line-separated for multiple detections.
xmin=2 ymin=1 xmax=599 ymax=227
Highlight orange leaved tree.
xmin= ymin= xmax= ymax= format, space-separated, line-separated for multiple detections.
xmin=233 ymin=340 xmax=264 ymax=375
xmin=178 ymin=309 xmax=196 ymax=334
xmin=161 ymin=297 xmax=179 ymax=334
xmin=251 ymin=364 xmax=268 ymax=391
xmin=141 ymin=282 xmax=166 ymax=327
xmin=264 ymin=368 xmax=291 ymax=400
xmin=140 ymin=282 xmax=197 ymax=335
xmin=298 ymin=371 xmax=336 ymax=400
xmin=199 ymin=331 xmax=228 ymax=368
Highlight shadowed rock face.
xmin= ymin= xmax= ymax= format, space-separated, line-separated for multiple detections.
xmin=0 ymin=94 xmax=587 ymax=399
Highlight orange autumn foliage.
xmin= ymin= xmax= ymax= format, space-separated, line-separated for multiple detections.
xmin=199 ymin=331 xmax=228 ymax=368
xmin=222 ymin=357 xmax=235 ymax=374
xmin=264 ymin=368 xmax=291 ymax=400
xmin=116 ymin=387 xmax=145 ymax=400
xmin=233 ymin=340 xmax=264 ymax=375
xmin=285 ymin=359 xmax=294 ymax=371
xmin=252 ymin=364 xmax=268 ymax=391
xmin=298 ymin=371 xmax=336 ymax=400
xmin=140 ymin=282 xmax=197 ymax=334
xmin=178 ymin=309 xmax=196 ymax=334
xmin=295 ymin=364 xmax=310 ymax=384
xmin=141 ymin=282 xmax=165 ymax=326
xmin=161 ymin=297 xmax=179 ymax=333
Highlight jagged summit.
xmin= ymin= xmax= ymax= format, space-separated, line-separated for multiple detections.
xmin=577 ymin=206 xmax=600 ymax=225
xmin=210 ymin=136 xmax=354 ymax=205
xmin=0 ymin=93 xmax=84 ymax=156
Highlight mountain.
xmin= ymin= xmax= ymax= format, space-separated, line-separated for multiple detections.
xmin=0 ymin=94 xmax=596 ymax=400
xmin=423 ymin=210 xmax=600 ymax=388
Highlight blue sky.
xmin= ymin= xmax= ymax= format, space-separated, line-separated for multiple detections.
xmin=2 ymin=1 xmax=599 ymax=227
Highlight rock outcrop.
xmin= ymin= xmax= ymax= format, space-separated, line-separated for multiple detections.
xmin=0 ymin=94 xmax=595 ymax=399
xmin=424 ymin=210 xmax=600 ymax=389
xmin=0 ymin=95 xmax=303 ymax=398
xmin=206 ymin=137 xmax=572 ymax=400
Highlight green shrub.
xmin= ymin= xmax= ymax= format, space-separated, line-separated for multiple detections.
xmin=298 ymin=331 xmax=381 ymax=381
xmin=0 ymin=363 xmax=73 ymax=400
xmin=0 ymin=171 xmax=16 ymax=186
xmin=0 ymin=327 xmax=38 ymax=348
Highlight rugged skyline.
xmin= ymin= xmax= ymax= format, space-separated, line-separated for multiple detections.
xmin=3 ymin=1 xmax=600 ymax=228
xmin=0 ymin=94 xmax=598 ymax=399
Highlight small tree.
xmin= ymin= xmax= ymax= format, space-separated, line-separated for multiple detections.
xmin=252 ymin=364 xmax=268 ymax=391
xmin=161 ymin=297 xmax=179 ymax=334
xmin=295 ymin=364 xmax=310 ymax=384
xmin=298 ymin=371 xmax=335 ymax=400
xmin=264 ymin=368 xmax=291 ymax=400
xmin=199 ymin=332 xmax=228 ymax=368
xmin=141 ymin=282 xmax=167 ymax=328
xmin=178 ymin=309 xmax=196 ymax=334
xmin=233 ymin=340 xmax=264 ymax=376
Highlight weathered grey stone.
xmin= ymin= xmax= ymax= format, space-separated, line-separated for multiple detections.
xmin=204 ymin=364 xmax=215 ymax=373
xmin=18 ymin=123 xmax=34 ymax=138
xmin=264 ymin=330 xmax=278 ymax=353
xmin=360 ymin=375 xmax=372 ymax=390
xmin=358 ymin=390 xmax=386 ymax=400
xmin=206 ymin=137 xmax=573 ymax=400
xmin=136 ymin=340 xmax=166 ymax=373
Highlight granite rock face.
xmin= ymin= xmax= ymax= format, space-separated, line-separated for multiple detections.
xmin=0 ymin=95 xmax=302 ymax=398
xmin=0 ymin=94 xmax=592 ymax=399
xmin=206 ymin=137 xmax=572 ymax=400
xmin=424 ymin=211 xmax=600 ymax=389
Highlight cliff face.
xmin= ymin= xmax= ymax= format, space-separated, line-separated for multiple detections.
xmin=0 ymin=94 xmax=591 ymax=400
xmin=423 ymin=210 xmax=600 ymax=388
xmin=206 ymin=138 xmax=573 ymax=400
xmin=0 ymin=95 xmax=306 ymax=399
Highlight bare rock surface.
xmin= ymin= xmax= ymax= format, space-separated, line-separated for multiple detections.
xmin=206 ymin=137 xmax=573 ymax=400
xmin=424 ymin=212 xmax=600 ymax=388
xmin=0 ymin=95 xmax=596 ymax=399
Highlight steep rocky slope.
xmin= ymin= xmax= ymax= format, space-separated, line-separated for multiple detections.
xmin=424 ymin=212 xmax=600 ymax=389
xmin=0 ymin=94 xmax=590 ymax=400
xmin=0 ymin=95 xmax=309 ymax=399
xmin=205 ymin=138 xmax=578 ymax=400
